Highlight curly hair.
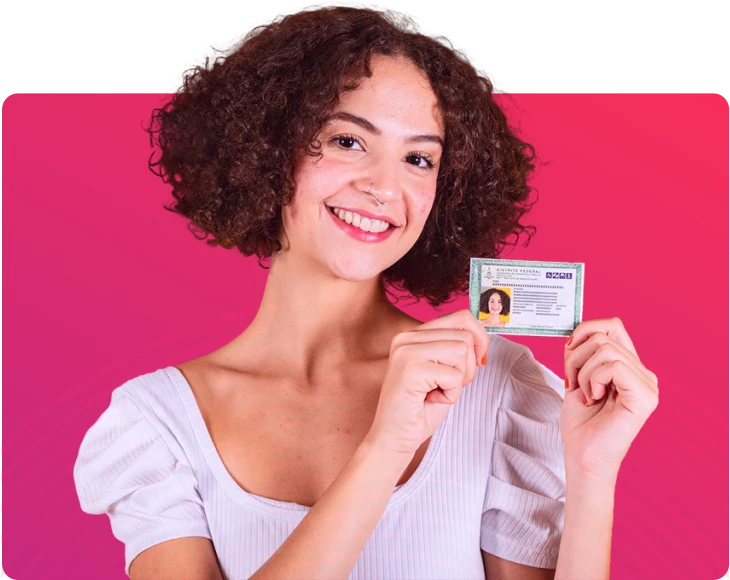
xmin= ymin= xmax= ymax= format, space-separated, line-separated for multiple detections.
xmin=480 ymin=288 xmax=511 ymax=315
xmin=147 ymin=6 xmax=537 ymax=306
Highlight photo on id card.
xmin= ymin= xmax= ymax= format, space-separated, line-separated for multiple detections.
xmin=469 ymin=258 xmax=585 ymax=337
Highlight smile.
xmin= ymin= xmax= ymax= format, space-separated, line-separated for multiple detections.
xmin=326 ymin=206 xmax=398 ymax=243
xmin=329 ymin=206 xmax=392 ymax=233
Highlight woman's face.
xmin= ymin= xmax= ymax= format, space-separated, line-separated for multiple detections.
xmin=488 ymin=292 xmax=502 ymax=314
xmin=282 ymin=54 xmax=444 ymax=282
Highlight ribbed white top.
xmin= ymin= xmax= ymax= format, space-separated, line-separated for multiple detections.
xmin=74 ymin=334 xmax=566 ymax=579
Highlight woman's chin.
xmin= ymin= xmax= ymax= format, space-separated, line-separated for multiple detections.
xmin=332 ymin=268 xmax=383 ymax=284
xmin=328 ymin=257 xmax=389 ymax=283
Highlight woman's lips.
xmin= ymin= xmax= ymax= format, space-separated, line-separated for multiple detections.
xmin=325 ymin=204 xmax=399 ymax=227
xmin=327 ymin=206 xmax=397 ymax=243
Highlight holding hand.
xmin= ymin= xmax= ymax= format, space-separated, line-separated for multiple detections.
xmin=367 ymin=310 xmax=490 ymax=457
xmin=562 ymin=317 xmax=659 ymax=480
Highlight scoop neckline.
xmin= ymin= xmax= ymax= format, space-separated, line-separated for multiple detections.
xmin=165 ymin=365 xmax=453 ymax=522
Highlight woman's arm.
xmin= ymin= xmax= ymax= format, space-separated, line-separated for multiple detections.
xmin=252 ymin=311 xmax=488 ymax=579
xmin=250 ymin=438 xmax=412 ymax=580
xmin=481 ymin=464 xmax=616 ymax=580
xmin=126 ymin=312 xmax=491 ymax=580
xmin=554 ymin=463 xmax=617 ymax=580
xmin=558 ymin=317 xmax=659 ymax=580
xmin=131 ymin=311 xmax=488 ymax=580
xmin=130 ymin=537 xmax=224 ymax=580
xmin=481 ymin=462 xmax=615 ymax=580
xmin=482 ymin=552 xmax=555 ymax=580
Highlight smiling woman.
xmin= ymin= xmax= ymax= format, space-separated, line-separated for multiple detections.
xmin=73 ymin=6 xmax=658 ymax=580
xmin=480 ymin=288 xmax=511 ymax=328
xmin=283 ymin=55 xmax=444 ymax=283
xmin=143 ymin=5 xmax=536 ymax=306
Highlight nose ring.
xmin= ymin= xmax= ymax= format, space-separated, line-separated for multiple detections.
xmin=367 ymin=182 xmax=387 ymax=207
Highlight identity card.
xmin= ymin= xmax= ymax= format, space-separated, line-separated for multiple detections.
xmin=469 ymin=258 xmax=585 ymax=337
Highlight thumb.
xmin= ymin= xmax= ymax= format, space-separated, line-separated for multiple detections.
xmin=426 ymin=387 xmax=457 ymax=405
xmin=591 ymin=360 xmax=651 ymax=419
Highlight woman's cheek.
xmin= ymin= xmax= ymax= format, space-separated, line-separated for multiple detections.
xmin=418 ymin=187 xmax=437 ymax=217
xmin=313 ymin=156 xmax=360 ymax=192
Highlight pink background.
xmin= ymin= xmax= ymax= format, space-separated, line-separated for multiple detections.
xmin=3 ymin=94 xmax=728 ymax=579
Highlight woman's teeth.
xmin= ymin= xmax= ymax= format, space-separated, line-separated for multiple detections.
xmin=332 ymin=207 xmax=391 ymax=233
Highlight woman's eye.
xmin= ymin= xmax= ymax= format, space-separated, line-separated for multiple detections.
xmin=332 ymin=135 xmax=363 ymax=151
xmin=330 ymin=136 xmax=434 ymax=170
xmin=406 ymin=153 xmax=435 ymax=170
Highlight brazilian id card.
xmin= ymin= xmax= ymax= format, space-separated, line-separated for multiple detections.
xmin=469 ymin=258 xmax=585 ymax=337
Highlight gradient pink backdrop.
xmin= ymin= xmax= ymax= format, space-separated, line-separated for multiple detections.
xmin=2 ymin=94 xmax=728 ymax=579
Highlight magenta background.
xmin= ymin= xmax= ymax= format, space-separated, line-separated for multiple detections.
xmin=2 ymin=94 xmax=728 ymax=579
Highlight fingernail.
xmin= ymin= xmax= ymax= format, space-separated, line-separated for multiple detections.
xmin=565 ymin=334 xmax=573 ymax=347
xmin=582 ymin=392 xmax=589 ymax=405
xmin=564 ymin=376 xmax=569 ymax=390
xmin=480 ymin=354 xmax=487 ymax=366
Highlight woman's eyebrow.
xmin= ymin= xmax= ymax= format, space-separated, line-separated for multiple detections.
xmin=327 ymin=111 xmax=444 ymax=147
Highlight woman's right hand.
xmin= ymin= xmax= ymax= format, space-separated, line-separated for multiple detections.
xmin=366 ymin=310 xmax=490 ymax=457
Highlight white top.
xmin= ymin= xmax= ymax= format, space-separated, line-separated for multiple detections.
xmin=73 ymin=334 xmax=566 ymax=579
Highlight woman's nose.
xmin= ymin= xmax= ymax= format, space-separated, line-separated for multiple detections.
xmin=365 ymin=156 xmax=402 ymax=204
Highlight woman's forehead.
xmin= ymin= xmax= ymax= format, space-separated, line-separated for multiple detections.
xmin=333 ymin=56 xmax=444 ymax=136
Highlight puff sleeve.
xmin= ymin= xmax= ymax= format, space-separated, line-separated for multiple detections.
xmin=73 ymin=388 xmax=212 ymax=576
xmin=481 ymin=350 xmax=566 ymax=568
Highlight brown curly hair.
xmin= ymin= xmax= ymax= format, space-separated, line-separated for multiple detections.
xmin=147 ymin=5 xmax=537 ymax=306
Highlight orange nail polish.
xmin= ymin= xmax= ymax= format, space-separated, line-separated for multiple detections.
xmin=565 ymin=334 xmax=574 ymax=347
xmin=564 ymin=376 xmax=569 ymax=390
xmin=480 ymin=354 xmax=487 ymax=366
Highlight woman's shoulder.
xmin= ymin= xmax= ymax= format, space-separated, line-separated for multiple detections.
xmin=79 ymin=364 xmax=202 ymax=470
xmin=113 ymin=365 xmax=188 ymax=423
xmin=119 ymin=353 xmax=231 ymax=410
xmin=73 ymin=365 xmax=212 ymax=574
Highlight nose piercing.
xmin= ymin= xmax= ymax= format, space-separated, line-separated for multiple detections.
xmin=367 ymin=182 xmax=387 ymax=207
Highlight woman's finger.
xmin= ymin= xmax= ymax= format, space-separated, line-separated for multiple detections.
xmin=392 ymin=328 xmax=478 ymax=384
xmin=422 ymin=361 xmax=467 ymax=404
xmin=565 ymin=333 xmax=650 ymax=402
xmin=395 ymin=340 xmax=472 ymax=381
xmin=591 ymin=359 xmax=659 ymax=419
xmin=565 ymin=317 xmax=638 ymax=359
xmin=419 ymin=310 xmax=490 ymax=366
xmin=574 ymin=341 xmax=646 ymax=405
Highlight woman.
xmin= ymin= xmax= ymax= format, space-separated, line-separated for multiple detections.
xmin=480 ymin=288 xmax=511 ymax=328
xmin=73 ymin=7 xmax=659 ymax=579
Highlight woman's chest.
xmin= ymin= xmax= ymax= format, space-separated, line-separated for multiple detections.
xmin=180 ymin=361 xmax=431 ymax=508
xmin=207 ymin=499 xmax=486 ymax=580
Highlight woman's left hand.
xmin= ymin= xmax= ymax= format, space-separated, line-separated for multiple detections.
xmin=562 ymin=317 xmax=659 ymax=481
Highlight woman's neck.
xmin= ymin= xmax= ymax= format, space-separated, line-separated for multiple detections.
xmin=221 ymin=250 xmax=414 ymax=382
